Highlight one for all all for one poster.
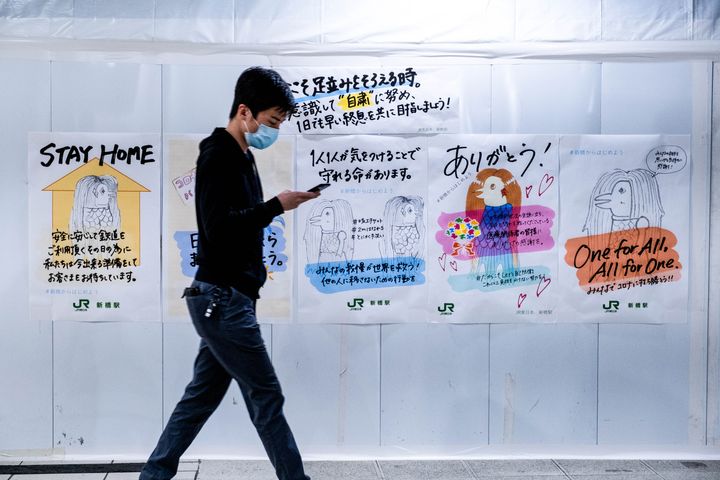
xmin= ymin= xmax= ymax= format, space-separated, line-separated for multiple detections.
xmin=558 ymin=135 xmax=690 ymax=323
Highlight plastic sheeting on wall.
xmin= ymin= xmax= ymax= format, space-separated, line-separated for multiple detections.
xmin=0 ymin=0 xmax=718 ymax=458
xmin=0 ymin=0 xmax=718 ymax=44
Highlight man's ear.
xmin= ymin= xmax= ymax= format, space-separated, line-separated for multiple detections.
xmin=238 ymin=103 xmax=255 ymax=120
xmin=234 ymin=103 xmax=252 ymax=120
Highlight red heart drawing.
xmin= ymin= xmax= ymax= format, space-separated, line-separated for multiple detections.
xmin=536 ymin=276 xmax=551 ymax=297
xmin=517 ymin=293 xmax=527 ymax=308
xmin=449 ymin=260 xmax=458 ymax=271
xmin=524 ymin=185 xmax=533 ymax=198
xmin=538 ymin=173 xmax=554 ymax=196
xmin=438 ymin=253 xmax=447 ymax=272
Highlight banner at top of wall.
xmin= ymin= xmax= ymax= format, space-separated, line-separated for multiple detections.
xmin=277 ymin=66 xmax=459 ymax=135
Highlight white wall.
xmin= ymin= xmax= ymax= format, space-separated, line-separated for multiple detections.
xmin=0 ymin=0 xmax=718 ymax=459
xmin=0 ymin=0 xmax=718 ymax=43
xmin=0 ymin=59 xmax=52 ymax=453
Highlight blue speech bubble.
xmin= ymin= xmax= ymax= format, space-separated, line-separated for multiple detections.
xmin=305 ymin=257 xmax=426 ymax=293
xmin=174 ymin=231 xmax=199 ymax=278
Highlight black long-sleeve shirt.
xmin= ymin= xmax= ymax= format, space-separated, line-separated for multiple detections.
xmin=194 ymin=128 xmax=284 ymax=299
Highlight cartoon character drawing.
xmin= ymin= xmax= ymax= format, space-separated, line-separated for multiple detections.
xmin=304 ymin=199 xmax=354 ymax=263
xmin=583 ymin=168 xmax=664 ymax=250
xmin=465 ymin=168 xmax=521 ymax=275
xmin=381 ymin=195 xmax=424 ymax=260
xmin=70 ymin=175 xmax=121 ymax=234
xmin=69 ymin=175 xmax=121 ymax=258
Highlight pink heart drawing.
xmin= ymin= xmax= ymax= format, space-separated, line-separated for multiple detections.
xmin=536 ymin=276 xmax=551 ymax=297
xmin=524 ymin=185 xmax=533 ymax=199
xmin=517 ymin=293 xmax=528 ymax=309
xmin=449 ymin=260 xmax=458 ymax=271
xmin=438 ymin=253 xmax=447 ymax=272
xmin=538 ymin=173 xmax=554 ymax=196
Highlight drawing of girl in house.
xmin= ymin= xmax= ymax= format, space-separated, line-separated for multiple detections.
xmin=69 ymin=175 xmax=121 ymax=257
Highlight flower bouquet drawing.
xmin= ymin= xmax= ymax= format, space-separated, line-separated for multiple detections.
xmin=444 ymin=216 xmax=480 ymax=257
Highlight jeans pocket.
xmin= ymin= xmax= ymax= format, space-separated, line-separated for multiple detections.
xmin=218 ymin=289 xmax=257 ymax=329
xmin=185 ymin=281 xmax=231 ymax=321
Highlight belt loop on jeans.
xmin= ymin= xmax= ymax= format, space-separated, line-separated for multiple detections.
xmin=181 ymin=287 xmax=200 ymax=298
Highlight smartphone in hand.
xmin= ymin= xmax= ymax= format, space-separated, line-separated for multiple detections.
xmin=307 ymin=183 xmax=331 ymax=193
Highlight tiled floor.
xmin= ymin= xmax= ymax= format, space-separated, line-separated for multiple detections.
xmin=0 ymin=459 xmax=719 ymax=480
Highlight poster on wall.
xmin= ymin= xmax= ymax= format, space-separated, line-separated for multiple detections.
xmin=163 ymin=134 xmax=295 ymax=323
xmin=28 ymin=132 xmax=161 ymax=322
xmin=296 ymin=135 xmax=428 ymax=323
xmin=558 ymin=135 xmax=690 ymax=323
xmin=427 ymin=135 xmax=559 ymax=322
xmin=278 ymin=66 xmax=459 ymax=135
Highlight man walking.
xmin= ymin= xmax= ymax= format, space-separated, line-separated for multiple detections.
xmin=140 ymin=67 xmax=317 ymax=480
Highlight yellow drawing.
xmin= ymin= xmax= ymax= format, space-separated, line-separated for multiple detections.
xmin=43 ymin=158 xmax=150 ymax=265
xmin=338 ymin=91 xmax=374 ymax=111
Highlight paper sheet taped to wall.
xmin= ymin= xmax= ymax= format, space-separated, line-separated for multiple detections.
xmin=28 ymin=132 xmax=161 ymax=322
xmin=278 ymin=66 xmax=460 ymax=135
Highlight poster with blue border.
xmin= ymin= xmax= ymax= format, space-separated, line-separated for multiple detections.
xmin=296 ymin=135 xmax=428 ymax=323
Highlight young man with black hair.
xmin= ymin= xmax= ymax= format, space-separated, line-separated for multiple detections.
xmin=139 ymin=67 xmax=317 ymax=480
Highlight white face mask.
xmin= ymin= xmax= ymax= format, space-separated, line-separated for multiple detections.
xmin=244 ymin=116 xmax=279 ymax=149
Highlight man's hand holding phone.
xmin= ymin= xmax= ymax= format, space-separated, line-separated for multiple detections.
xmin=307 ymin=183 xmax=331 ymax=193
xmin=277 ymin=184 xmax=330 ymax=212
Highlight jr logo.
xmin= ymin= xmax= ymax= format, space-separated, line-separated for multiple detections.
xmin=347 ymin=298 xmax=364 ymax=310
xmin=603 ymin=300 xmax=620 ymax=312
xmin=437 ymin=303 xmax=455 ymax=314
xmin=73 ymin=299 xmax=90 ymax=311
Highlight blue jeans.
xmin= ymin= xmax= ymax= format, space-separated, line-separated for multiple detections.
xmin=140 ymin=280 xmax=310 ymax=480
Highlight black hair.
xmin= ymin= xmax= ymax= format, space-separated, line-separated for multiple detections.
xmin=229 ymin=66 xmax=296 ymax=119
